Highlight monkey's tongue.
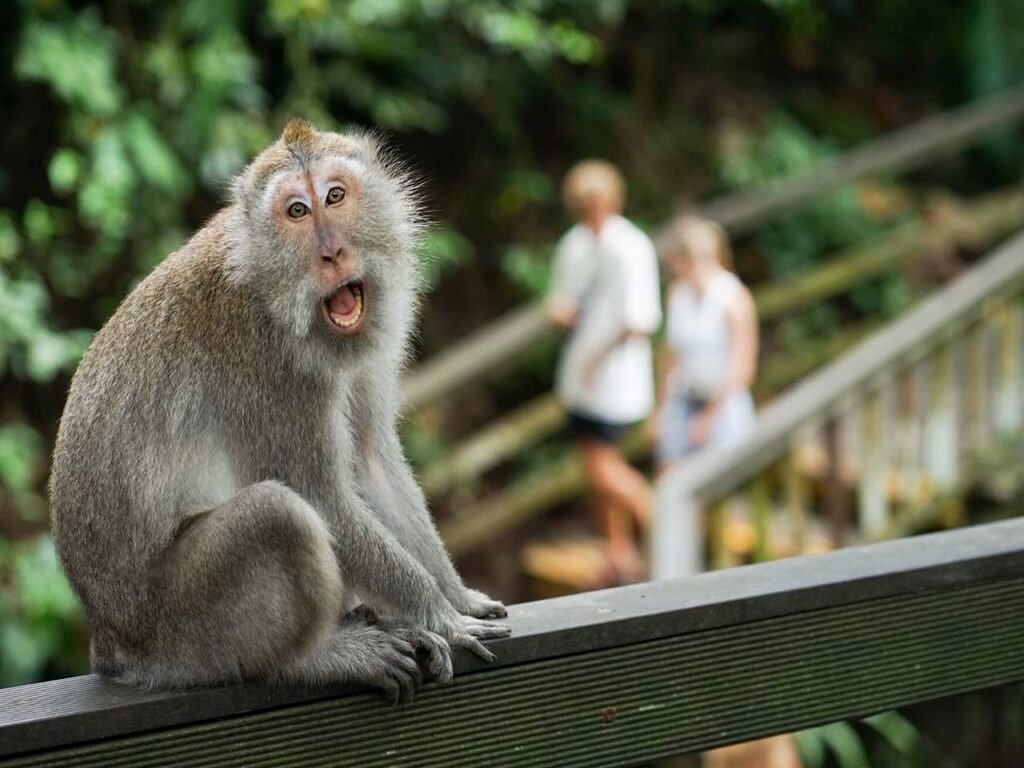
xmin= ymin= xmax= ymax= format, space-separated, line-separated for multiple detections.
xmin=328 ymin=285 xmax=359 ymax=318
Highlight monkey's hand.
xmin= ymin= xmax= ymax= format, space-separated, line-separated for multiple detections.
xmin=426 ymin=603 xmax=511 ymax=663
xmin=454 ymin=587 xmax=508 ymax=620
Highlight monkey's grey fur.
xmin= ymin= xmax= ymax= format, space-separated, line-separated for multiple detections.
xmin=49 ymin=120 xmax=509 ymax=700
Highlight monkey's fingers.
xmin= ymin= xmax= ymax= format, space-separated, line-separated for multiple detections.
xmin=451 ymin=633 xmax=496 ymax=663
xmin=462 ymin=618 xmax=512 ymax=640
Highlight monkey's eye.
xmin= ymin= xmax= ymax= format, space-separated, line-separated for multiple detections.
xmin=287 ymin=202 xmax=310 ymax=219
xmin=326 ymin=186 xmax=346 ymax=205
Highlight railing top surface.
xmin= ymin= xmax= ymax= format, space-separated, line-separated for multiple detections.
xmin=661 ymin=227 xmax=1024 ymax=502
xmin=402 ymin=87 xmax=1024 ymax=407
xmin=2 ymin=517 xmax=1023 ymax=758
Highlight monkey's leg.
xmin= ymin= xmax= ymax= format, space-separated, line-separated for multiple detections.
xmin=128 ymin=480 xmax=348 ymax=688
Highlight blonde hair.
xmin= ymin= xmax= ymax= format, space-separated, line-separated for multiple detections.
xmin=561 ymin=159 xmax=626 ymax=215
xmin=657 ymin=214 xmax=733 ymax=271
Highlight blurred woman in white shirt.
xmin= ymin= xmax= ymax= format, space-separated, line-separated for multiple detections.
xmin=655 ymin=216 xmax=758 ymax=469
xmin=547 ymin=160 xmax=661 ymax=584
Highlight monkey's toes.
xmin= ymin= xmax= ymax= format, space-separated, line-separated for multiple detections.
xmin=452 ymin=633 xmax=497 ymax=663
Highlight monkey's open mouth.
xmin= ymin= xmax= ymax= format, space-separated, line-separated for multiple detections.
xmin=322 ymin=280 xmax=366 ymax=336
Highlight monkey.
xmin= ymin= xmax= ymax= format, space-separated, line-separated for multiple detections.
xmin=48 ymin=119 xmax=510 ymax=701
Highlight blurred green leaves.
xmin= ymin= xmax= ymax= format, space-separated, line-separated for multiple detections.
xmin=0 ymin=537 xmax=85 ymax=687
xmin=16 ymin=10 xmax=123 ymax=118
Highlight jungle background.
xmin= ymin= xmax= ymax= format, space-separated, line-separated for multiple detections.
xmin=2 ymin=1 xmax=1024 ymax=765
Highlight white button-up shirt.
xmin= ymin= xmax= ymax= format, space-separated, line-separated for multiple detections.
xmin=547 ymin=215 xmax=661 ymax=424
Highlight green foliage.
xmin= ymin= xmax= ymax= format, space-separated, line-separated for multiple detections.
xmin=502 ymin=244 xmax=553 ymax=298
xmin=401 ymin=420 xmax=452 ymax=473
xmin=0 ymin=536 xmax=86 ymax=686
xmin=797 ymin=713 xmax=928 ymax=768
xmin=0 ymin=424 xmax=47 ymax=524
xmin=420 ymin=225 xmax=473 ymax=291
xmin=718 ymin=114 xmax=909 ymax=345
xmin=719 ymin=114 xmax=884 ymax=279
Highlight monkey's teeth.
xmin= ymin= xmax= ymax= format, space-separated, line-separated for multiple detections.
xmin=329 ymin=293 xmax=364 ymax=329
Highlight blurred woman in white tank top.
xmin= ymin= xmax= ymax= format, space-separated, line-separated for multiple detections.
xmin=655 ymin=216 xmax=759 ymax=469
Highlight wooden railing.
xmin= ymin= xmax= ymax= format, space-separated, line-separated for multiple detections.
xmin=2 ymin=519 xmax=1023 ymax=766
xmin=653 ymin=231 xmax=1024 ymax=578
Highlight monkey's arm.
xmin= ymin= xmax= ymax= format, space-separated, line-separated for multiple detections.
xmin=363 ymin=429 xmax=507 ymax=620
xmin=325 ymin=481 xmax=507 ymax=657
xmin=353 ymin=377 xmax=507 ymax=621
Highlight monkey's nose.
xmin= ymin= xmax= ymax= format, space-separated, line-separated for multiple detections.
xmin=321 ymin=244 xmax=352 ymax=266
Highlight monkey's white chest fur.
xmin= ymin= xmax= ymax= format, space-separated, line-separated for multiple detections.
xmin=185 ymin=437 xmax=237 ymax=510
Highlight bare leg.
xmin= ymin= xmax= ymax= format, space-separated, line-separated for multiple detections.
xmin=579 ymin=439 xmax=653 ymax=530
xmin=579 ymin=439 xmax=651 ymax=584
xmin=580 ymin=439 xmax=652 ymax=528
xmin=603 ymin=500 xmax=647 ymax=584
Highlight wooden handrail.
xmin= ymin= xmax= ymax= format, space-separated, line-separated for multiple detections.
xmin=402 ymin=87 xmax=1024 ymax=408
xmin=2 ymin=519 xmax=1024 ymax=766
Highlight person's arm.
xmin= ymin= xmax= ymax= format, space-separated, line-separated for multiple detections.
xmin=548 ymin=297 xmax=579 ymax=331
xmin=655 ymin=280 xmax=685 ymax=415
xmin=690 ymin=282 xmax=758 ymax=444
xmin=722 ymin=283 xmax=759 ymax=394
xmin=546 ymin=233 xmax=582 ymax=332
xmin=580 ymin=325 xmax=645 ymax=372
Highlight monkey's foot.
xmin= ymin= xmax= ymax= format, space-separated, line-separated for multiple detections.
xmin=391 ymin=626 xmax=454 ymax=684
xmin=342 ymin=608 xmax=454 ymax=686
xmin=434 ymin=613 xmax=511 ymax=663
xmin=292 ymin=619 xmax=434 ymax=704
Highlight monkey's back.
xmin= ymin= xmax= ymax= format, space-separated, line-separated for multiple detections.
xmin=49 ymin=210 xmax=257 ymax=625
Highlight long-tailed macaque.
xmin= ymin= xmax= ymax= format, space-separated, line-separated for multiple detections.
xmin=49 ymin=120 xmax=509 ymax=700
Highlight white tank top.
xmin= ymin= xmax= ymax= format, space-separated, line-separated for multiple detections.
xmin=666 ymin=270 xmax=742 ymax=397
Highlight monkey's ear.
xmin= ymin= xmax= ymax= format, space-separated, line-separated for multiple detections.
xmin=230 ymin=165 xmax=256 ymax=209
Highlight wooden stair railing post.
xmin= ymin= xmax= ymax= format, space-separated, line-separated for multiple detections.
xmin=924 ymin=342 xmax=959 ymax=493
xmin=993 ymin=299 xmax=1023 ymax=435
xmin=652 ymin=470 xmax=703 ymax=579
xmin=858 ymin=387 xmax=890 ymax=541
xmin=965 ymin=322 xmax=993 ymax=465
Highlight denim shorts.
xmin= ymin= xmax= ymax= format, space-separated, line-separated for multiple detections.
xmin=656 ymin=389 xmax=756 ymax=464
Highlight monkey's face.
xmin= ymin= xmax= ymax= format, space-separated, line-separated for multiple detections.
xmin=268 ymin=158 xmax=371 ymax=339
xmin=230 ymin=122 xmax=421 ymax=361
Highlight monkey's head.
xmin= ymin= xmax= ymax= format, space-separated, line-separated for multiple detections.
xmin=227 ymin=119 xmax=423 ymax=363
